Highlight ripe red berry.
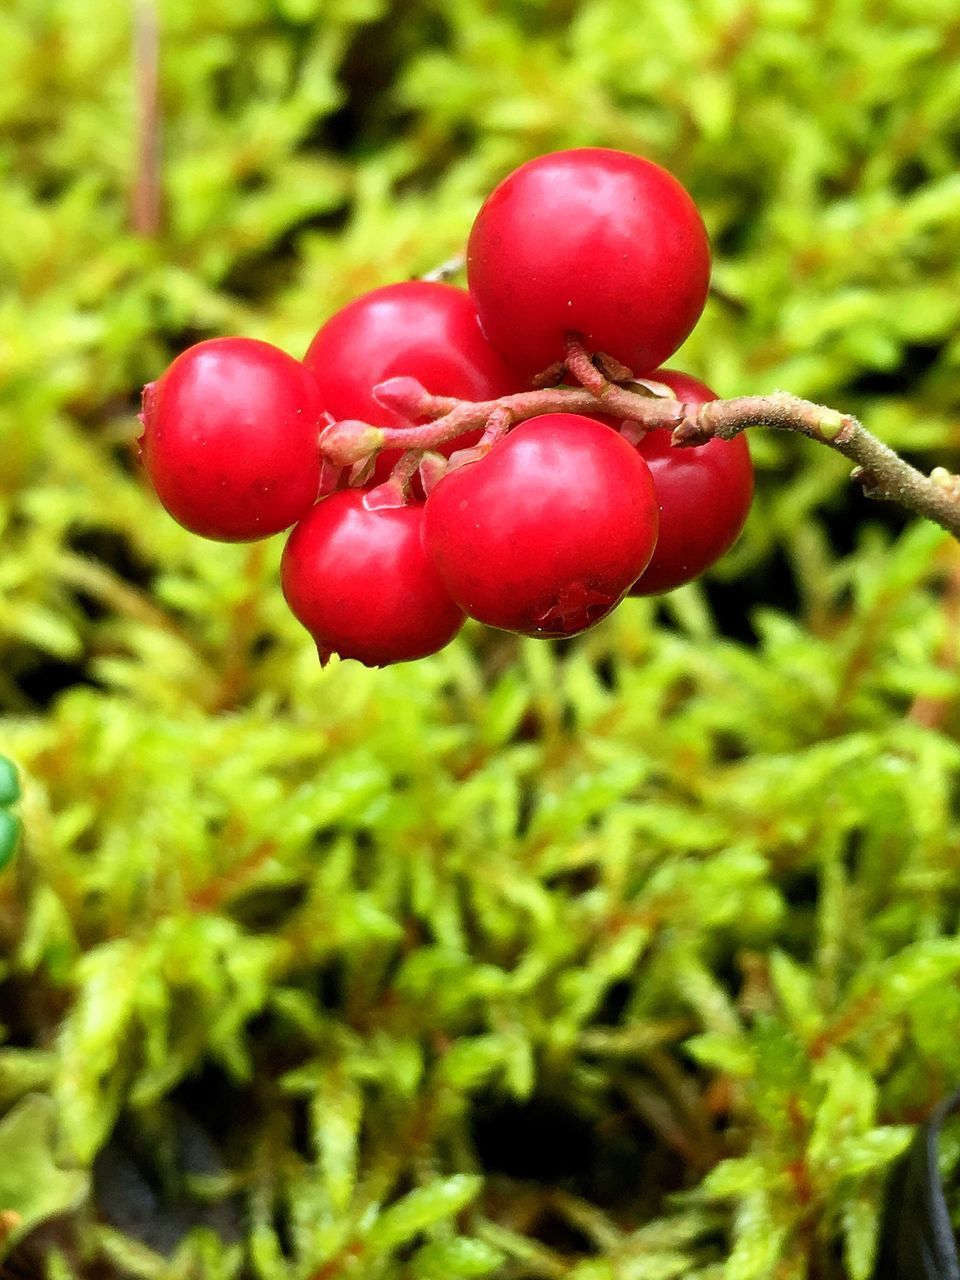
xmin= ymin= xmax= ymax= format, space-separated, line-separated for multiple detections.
xmin=467 ymin=148 xmax=711 ymax=381
xmin=629 ymin=370 xmax=754 ymax=595
xmin=281 ymin=491 xmax=464 ymax=667
xmin=303 ymin=281 xmax=518 ymax=484
xmin=140 ymin=337 xmax=324 ymax=541
xmin=423 ymin=414 xmax=659 ymax=637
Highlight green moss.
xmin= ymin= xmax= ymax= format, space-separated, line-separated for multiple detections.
xmin=2 ymin=1 xmax=960 ymax=1276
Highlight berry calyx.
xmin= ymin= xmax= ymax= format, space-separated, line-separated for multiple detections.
xmin=281 ymin=490 xmax=464 ymax=667
xmin=140 ymin=337 xmax=325 ymax=541
xmin=423 ymin=414 xmax=659 ymax=637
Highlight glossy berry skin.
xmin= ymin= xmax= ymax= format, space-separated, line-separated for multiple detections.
xmin=141 ymin=337 xmax=324 ymax=541
xmin=467 ymin=148 xmax=711 ymax=381
xmin=303 ymin=282 xmax=517 ymax=484
xmin=281 ymin=491 xmax=464 ymax=667
xmin=629 ymin=370 xmax=754 ymax=596
xmin=423 ymin=414 xmax=659 ymax=638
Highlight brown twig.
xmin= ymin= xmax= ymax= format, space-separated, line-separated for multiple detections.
xmin=319 ymin=340 xmax=960 ymax=540
xmin=131 ymin=0 xmax=161 ymax=237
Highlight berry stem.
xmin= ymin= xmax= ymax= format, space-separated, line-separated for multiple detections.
xmin=564 ymin=334 xmax=609 ymax=398
xmin=365 ymin=448 xmax=424 ymax=507
xmin=390 ymin=448 xmax=425 ymax=490
xmin=326 ymin=349 xmax=960 ymax=540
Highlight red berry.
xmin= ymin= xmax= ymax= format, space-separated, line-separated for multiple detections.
xmin=467 ymin=148 xmax=711 ymax=381
xmin=423 ymin=414 xmax=659 ymax=638
xmin=629 ymin=370 xmax=754 ymax=595
xmin=303 ymin=281 xmax=517 ymax=485
xmin=281 ymin=491 xmax=464 ymax=667
xmin=140 ymin=337 xmax=324 ymax=541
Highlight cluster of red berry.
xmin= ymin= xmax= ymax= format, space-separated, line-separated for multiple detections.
xmin=140 ymin=149 xmax=753 ymax=667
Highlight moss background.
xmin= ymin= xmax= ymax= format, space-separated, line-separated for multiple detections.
xmin=2 ymin=1 xmax=960 ymax=1276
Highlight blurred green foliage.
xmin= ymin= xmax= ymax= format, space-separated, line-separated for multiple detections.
xmin=2 ymin=0 xmax=960 ymax=1276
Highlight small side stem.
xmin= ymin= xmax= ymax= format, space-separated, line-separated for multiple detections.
xmin=564 ymin=334 xmax=609 ymax=397
xmin=388 ymin=449 xmax=424 ymax=493
xmin=446 ymin=404 xmax=515 ymax=470
xmin=363 ymin=448 xmax=423 ymax=508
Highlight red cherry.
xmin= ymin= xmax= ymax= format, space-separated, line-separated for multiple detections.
xmin=281 ymin=491 xmax=464 ymax=667
xmin=423 ymin=414 xmax=659 ymax=638
xmin=467 ymin=148 xmax=711 ymax=381
xmin=303 ymin=281 xmax=518 ymax=485
xmin=629 ymin=370 xmax=754 ymax=595
xmin=140 ymin=337 xmax=324 ymax=541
